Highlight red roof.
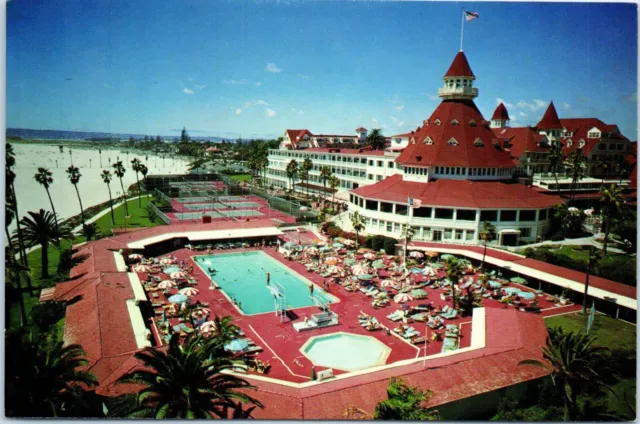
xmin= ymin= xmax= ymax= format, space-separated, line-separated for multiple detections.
xmin=536 ymin=101 xmax=563 ymax=130
xmin=558 ymin=118 xmax=630 ymax=156
xmin=491 ymin=103 xmax=510 ymax=120
xmin=355 ymin=127 xmax=367 ymax=132
xmin=492 ymin=127 xmax=550 ymax=162
xmin=285 ymin=129 xmax=314 ymax=148
xmin=444 ymin=51 xmax=475 ymax=79
xmin=351 ymin=175 xmax=562 ymax=209
xmin=303 ymin=147 xmax=387 ymax=156
xmin=396 ymin=100 xmax=516 ymax=168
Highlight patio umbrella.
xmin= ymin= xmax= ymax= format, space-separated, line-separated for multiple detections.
xmin=441 ymin=254 xmax=455 ymax=260
xmin=158 ymin=280 xmax=176 ymax=289
xmin=343 ymin=239 xmax=356 ymax=247
xmin=425 ymin=251 xmax=439 ymax=258
xmin=179 ymin=287 xmax=199 ymax=297
xmin=315 ymin=240 xmax=327 ymax=246
xmin=423 ymin=267 xmax=436 ymax=276
xmin=326 ymin=265 xmax=341 ymax=275
xmin=194 ymin=307 xmax=211 ymax=316
xmin=363 ymin=252 xmax=376 ymax=260
xmin=170 ymin=271 xmax=188 ymax=279
xmin=133 ymin=264 xmax=151 ymax=273
xmin=410 ymin=268 xmax=423 ymax=274
xmin=394 ymin=293 xmax=414 ymax=303
xmin=504 ymin=287 xmax=520 ymax=295
xmin=430 ymin=262 xmax=444 ymax=269
xmin=128 ymin=253 xmax=144 ymax=261
xmin=333 ymin=242 xmax=344 ymax=248
xmin=160 ymin=258 xmax=175 ymax=265
xmin=325 ymin=256 xmax=340 ymax=265
xmin=305 ymin=247 xmax=320 ymax=257
xmin=410 ymin=289 xmax=428 ymax=299
xmin=510 ymin=276 xmax=528 ymax=285
xmin=371 ymin=260 xmax=386 ymax=269
xmin=357 ymin=248 xmax=373 ymax=253
xmin=409 ymin=251 xmax=424 ymax=259
xmin=488 ymin=281 xmax=502 ymax=289
xmin=351 ymin=264 xmax=370 ymax=275
xmin=518 ymin=291 xmax=536 ymax=300
xmin=344 ymin=258 xmax=357 ymax=266
xmin=319 ymin=246 xmax=332 ymax=252
xmin=358 ymin=273 xmax=374 ymax=281
xmin=224 ymin=339 xmax=249 ymax=352
xmin=168 ymin=294 xmax=188 ymax=304
xmin=380 ymin=279 xmax=395 ymax=287
xmin=199 ymin=321 xmax=216 ymax=334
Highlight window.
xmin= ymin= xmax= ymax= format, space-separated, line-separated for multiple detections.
xmin=519 ymin=228 xmax=532 ymax=237
xmin=435 ymin=208 xmax=454 ymax=219
xmin=598 ymin=143 xmax=606 ymax=151
xmin=469 ymin=120 xmax=477 ymax=127
xmin=386 ymin=222 xmax=393 ymax=232
xmin=609 ymin=144 xmax=617 ymax=150
xmin=451 ymin=119 xmax=459 ymax=126
xmin=539 ymin=209 xmax=548 ymax=220
xmin=588 ymin=131 xmax=600 ymax=138
xmin=434 ymin=119 xmax=441 ymax=126
xmin=388 ymin=161 xmax=393 ymax=168
xmin=480 ymin=210 xmax=498 ymax=221
xmin=393 ymin=223 xmax=400 ymax=233
xmin=365 ymin=200 xmax=378 ymax=211
xmin=380 ymin=202 xmax=393 ymax=213
xmin=519 ymin=210 xmax=536 ymax=221
xmin=444 ymin=228 xmax=453 ymax=239
xmin=617 ymin=144 xmax=625 ymax=151
xmin=372 ymin=219 xmax=378 ymax=227
xmin=473 ymin=138 xmax=484 ymax=147
xmin=456 ymin=209 xmax=476 ymax=221
xmin=578 ymin=139 xmax=585 ymax=148
xmin=466 ymin=230 xmax=475 ymax=241
xmin=368 ymin=174 xmax=373 ymax=180
xmin=500 ymin=210 xmax=517 ymax=221
xmin=413 ymin=207 xmax=432 ymax=218
xmin=566 ymin=139 xmax=573 ymax=147
xmin=396 ymin=204 xmax=408 ymax=216
xmin=423 ymin=227 xmax=432 ymax=238
xmin=376 ymin=175 xmax=383 ymax=181
xmin=368 ymin=160 xmax=374 ymax=166
xmin=425 ymin=137 xmax=433 ymax=145
xmin=447 ymin=138 xmax=459 ymax=146
xmin=377 ymin=160 xmax=383 ymax=167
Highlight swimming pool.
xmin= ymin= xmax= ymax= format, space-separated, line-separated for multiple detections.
xmin=193 ymin=251 xmax=338 ymax=315
xmin=301 ymin=332 xmax=391 ymax=371
xmin=184 ymin=202 xmax=260 ymax=210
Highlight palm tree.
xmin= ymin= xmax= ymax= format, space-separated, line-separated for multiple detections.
xmin=101 ymin=170 xmax=116 ymax=225
xmin=98 ymin=148 xmax=102 ymax=167
xmin=299 ymin=168 xmax=309 ymax=198
xmin=320 ymin=166 xmax=332 ymax=205
xmin=479 ymin=221 xmax=496 ymax=271
xmin=113 ymin=161 xmax=129 ymax=216
xmin=373 ymin=377 xmax=439 ymax=420
xmin=351 ymin=210 xmax=365 ymax=249
xmin=301 ymin=158 xmax=313 ymax=198
xmin=131 ymin=158 xmax=143 ymax=207
xmin=599 ymin=184 xmax=624 ymax=255
xmin=519 ymin=328 xmax=610 ymax=421
xmin=112 ymin=334 xmax=262 ymax=419
xmin=5 ymin=334 xmax=99 ymax=417
xmin=34 ymin=167 xmax=59 ymax=231
xmin=285 ymin=159 xmax=299 ymax=193
xmin=65 ymin=165 xmax=86 ymax=228
xmin=595 ymin=155 xmax=611 ymax=184
xmin=444 ymin=257 xmax=464 ymax=310
xmin=365 ymin=128 xmax=386 ymax=150
xmin=5 ymin=249 xmax=30 ymax=325
xmin=582 ymin=246 xmax=602 ymax=314
xmin=564 ymin=149 xmax=587 ymax=202
xmin=328 ymin=175 xmax=340 ymax=206
xmin=401 ymin=224 xmax=415 ymax=265
xmin=140 ymin=164 xmax=149 ymax=201
xmin=548 ymin=141 xmax=566 ymax=191
xmin=16 ymin=209 xmax=73 ymax=279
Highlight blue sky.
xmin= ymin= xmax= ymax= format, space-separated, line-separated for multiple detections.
xmin=7 ymin=0 xmax=638 ymax=140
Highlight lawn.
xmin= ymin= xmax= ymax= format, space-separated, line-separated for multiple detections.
xmin=229 ymin=173 xmax=252 ymax=182
xmin=545 ymin=312 xmax=636 ymax=350
xmin=93 ymin=195 xmax=159 ymax=233
xmin=553 ymin=245 xmax=628 ymax=262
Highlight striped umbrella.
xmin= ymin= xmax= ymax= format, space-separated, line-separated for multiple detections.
xmin=394 ymin=293 xmax=414 ymax=303
xmin=179 ymin=287 xmax=199 ymax=297
xmin=325 ymin=256 xmax=340 ymax=265
xmin=128 ymin=253 xmax=144 ymax=261
xmin=409 ymin=251 xmax=424 ymax=259
xmin=160 ymin=258 xmax=176 ymax=265
xmin=170 ymin=271 xmax=188 ymax=279
xmin=194 ymin=307 xmax=211 ymax=316
xmin=343 ymin=239 xmax=356 ymax=247
xmin=363 ymin=252 xmax=376 ymax=260
xmin=305 ymin=247 xmax=320 ymax=257
xmin=133 ymin=264 xmax=151 ymax=273
xmin=326 ymin=265 xmax=341 ymax=275
xmin=380 ymin=279 xmax=396 ymax=287
xmin=158 ymin=280 xmax=176 ymax=289
xmin=371 ymin=259 xmax=386 ymax=269
xmin=351 ymin=264 xmax=370 ymax=275
xmin=199 ymin=321 xmax=216 ymax=334
xmin=425 ymin=251 xmax=439 ymax=258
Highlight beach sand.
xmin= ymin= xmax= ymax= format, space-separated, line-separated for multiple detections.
xmin=9 ymin=143 xmax=189 ymax=233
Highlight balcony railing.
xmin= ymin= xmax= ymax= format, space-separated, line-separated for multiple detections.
xmin=437 ymin=87 xmax=479 ymax=97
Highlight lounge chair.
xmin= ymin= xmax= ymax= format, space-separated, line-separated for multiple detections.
xmin=387 ymin=311 xmax=404 ymax=321
xmin=442 ymin=309 xmax=458 ymax=320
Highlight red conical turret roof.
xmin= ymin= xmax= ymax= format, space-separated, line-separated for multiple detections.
xmin=444 ymin=51 xmax=475 ymax=79
xmin=491 ymin=103 xmax=510 ymax=120
xmin=536 ymin=101 xmax=563 ymax=130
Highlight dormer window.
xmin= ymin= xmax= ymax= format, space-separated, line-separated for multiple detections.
xmin=588 ymin=131 xmax=600 ymax=138
xmin=566 ymin=139 xmax=573 ymax=147
xmin=424 ymin=137 xmax=433 ymax=145
xmin=447 ymin=138 xmax=459 ymax=146
xmin=423 ymin=119 xmax=429 ymax=126
xmin=411 ymin=137 xmax=416 ymax=145
xmin=469 ymin=120 xmax=477 ymax=127
xmin=473 ymin=138 xmax=484 ymax=147
xmin=451 ymin=119 xmax=459 ymax=126
xmin=434 ymin=119 xmax=441 ymax=126
xmin=578 ymin=139 xmax=586 ymax=148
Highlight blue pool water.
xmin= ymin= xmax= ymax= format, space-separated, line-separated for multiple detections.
xmin=302 ymin=333 xmax=390 ymax=371
xmin=194 ymin=251 xmax=338 ymax=315
xmin=163 ymin=265 xmax=182 ymax=274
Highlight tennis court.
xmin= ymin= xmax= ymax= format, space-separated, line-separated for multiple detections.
xmin=184 ymin=202 xmax=261 ymax=210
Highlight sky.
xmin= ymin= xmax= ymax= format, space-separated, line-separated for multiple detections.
xmin=6 ymin=0 xmax=638 ymax=140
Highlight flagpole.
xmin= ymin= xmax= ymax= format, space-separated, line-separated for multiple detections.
xmin=460 ymin=9 xmax=465 ymax=51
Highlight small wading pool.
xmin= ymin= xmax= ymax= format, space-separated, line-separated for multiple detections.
xmin=300 ymin=332 xmax=391 ymax=371
xmin=194 ymin=251 xmax=338 ymax=315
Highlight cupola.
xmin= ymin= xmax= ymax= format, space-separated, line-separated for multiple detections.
xmin=438 ymin=51 xmax=478 ymax=100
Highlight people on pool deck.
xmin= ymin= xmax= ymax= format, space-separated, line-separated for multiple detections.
xmin=266 ymin=272 xmax=271 ymax=285
xmin=309 ymin=284 xmax=314 ymax=295
xmin=208 ymin=267 xmax=217 ymax=274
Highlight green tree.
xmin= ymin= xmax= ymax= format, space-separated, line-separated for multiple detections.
xmin=444 ymin=256 xmax=464 ymax=310
xmin=320 ymin=166 xmax=332 ymax=205
xmin=519 ymin=328 xmax=611 ymax=421
xmin=373 ymin=377 xmax=439 ymax=420
xmin=599 ymin=184 xmax=624 ymax=255
xmin=582 ymin=246 xmax=602 ymax=314
xmin=548 ymin=141 xmax=566 ymax=191
xmin=301 ymin=157 xmax=313 ymax=198
xmin=479 ymin=221 xmax=496 ymax=271
xmin=131 ymin=158 xmax=143 ymax=207
xmin=365 ymin=128 xmax=386 ymax=150
xmin=5 ymin=334 xmax=99 ymax=417
xmin=285 ymin=159 xmax=299 ymax=193
xmin=34 ymin=167 xmax=60 ymax=232
xmin=595 ymin=155 xmax=611 ymax=184
xmin=401 ymin=224 xmax=415 ymax=265
xmin=65 ymin=165 xmax=86 ymax=232
xmin=564 ymin=149 xmax=587 ymax=202
xmin=113 ymin=161 xmax=129 ymax=216
xmin=16 ymin=209 xmax=74 ymax=279
xmin=328 ymin=175 xmax=340 ymax=206
xmin=351 ymin=210 xmax=365 ymax=249
xmin=111 ymin=334 xmax=262 ymax=419
xmin=5 ymin=249 xmax=30 ymax=325
xmin=101 ymin=170 xmax=116 ymax=225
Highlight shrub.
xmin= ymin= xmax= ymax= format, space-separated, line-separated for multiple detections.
xmin=383 ymin=237 xmax=398 ymax=254
xmin=550 ymin=232 xmax=565 ymax=242
xmin=30 ymin=301 xmax=65 ymax=333
xmin=57 ymin=248 xmax=74 ymax=274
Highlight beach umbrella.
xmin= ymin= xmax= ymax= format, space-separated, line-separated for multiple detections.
xmin=371 ymin=259 xmax=386 ymax=269
xmin=194 ymin=307 xmax=211 ymax=316
xmin=510 ymin=276 xmax=528 ymax=285
xmin=315 ymin=240 xmax=327 ymax=246
xmin=305 ymin=247 xmax=320 ymax=257
xmin=394 ymin=293 xmax=414 ymax=303
xmin=410 ymin=268 xmax=423 ymax=274
xmin=351 ymin=264 xmax=370 ymax=275
xmin=170 ymin=271 xmax=188 ymax=279
xmin=199 ymin=321 xmax=216 ymax=334
xmin=158 ymin=280 xmax=176 ymax=289
xmin=410 ymin=289 xmax=428 ymax=299
xmin=358 ymin=273 xmax=374 ymax=281
xmin=160 ymin=258 xmax=176 ymax=265
xmin=128 ymin=253 xmax=144 ymax=262
xmin=133 ymin=264 xmax=151 ymax=273
xmin=488 ymin=281 xmax=502 ymax=289
xmin=504 ymin=287 xmax=520 ymax=295
xmin=333 ymin=242 xmax=344 ymax=248
xmin=357 ymin=248 xmax=373 ymax=253
xmin=363 ymin=252 xmax=376 ymax=260
xmin=425 ymin=251 xmax=439 ymax=258
xmin=319 ymin=246 xmax=332 ymax=252
xmin=224 ymin=339 xmax=249 ymax=352
xmin=325 ymin=256 xmax=340 ymax=265
xmin=380 ymin=279 xmax=396 ymax=287
xmin=409 ymin=251 xmax=424 ymax=259
xmin=168 ymin=294 xmax=188 ymax=304
xmin=441 ymin=254 xmax=455 ymax=260
xmin=179 ymin=287 xmax=199 ymax=297
xmin=518 ymin=291 xmax=536 ymax=300
xmin=344 ymin=258 xmax=356 ymax=266
xmin=343 ymin=239 xmax=356 ymax=247
xmin=326 ymin=265 xmax=341 ymax=275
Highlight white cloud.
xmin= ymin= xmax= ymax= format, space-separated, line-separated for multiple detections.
xmin=390 ymin=116 xmax=405 ymax=128
xmin=395 ymin=105 xmax=405 ymax=111
xmin=516 ymin=99 xmax=547 ymax=112
xmin=266 ymin=63 xmax=282 ymax=73
xmin=183 ymin=88 xmax=194 ymax=95
xmin=223 ymin=79 xmax=249 ymax=85
xmin=265 ymin=108 xmax=277 ymax=118
xmin=563 ymin=102 xmax=571 ymax=110
xmin=255 ymin=81 xmax=262 ymax=87
xmin=519 ymin=111 xmax=528 ymax=117
xmin=235 ymin=108 xmax=242 ymax=116
xmin=195 ymin=84 xmax=207 ymax=90
xmin=297 ymin=74 xmax=309 ymax=79
xmin=243 ymin=99 xmax=269 ymax=109
xmin=495 ymin=98 xmax=514 ymax=109
xmin=290 ymin=108 xmax=305 ymax=116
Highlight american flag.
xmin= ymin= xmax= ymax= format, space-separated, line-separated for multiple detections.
xmin=408 ymin=197 xmax=422 ymax=208
xmin=464 ymin=11 xmax=479 ymax=21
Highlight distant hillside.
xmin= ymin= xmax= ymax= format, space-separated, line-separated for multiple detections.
xmin=6 ymin=128 xmax=234 ymax=143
